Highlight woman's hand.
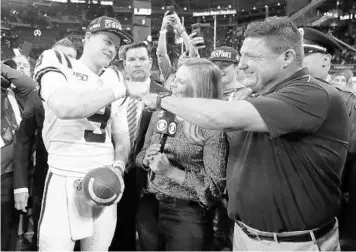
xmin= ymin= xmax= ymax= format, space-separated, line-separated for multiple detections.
xmin=161 ymin=11 xmax=174 ymax=31
xmin=149 ymin=153 xmax=174 ymax=177
xmin=143 ymin=144 xmax=161 ymax=167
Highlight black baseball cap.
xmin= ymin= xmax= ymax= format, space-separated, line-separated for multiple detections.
xmin=3 ymin=59 xmax=17 ymax=69
xmin=209 ymin=46 xmax=240 ymax=63
xmin=87 ymin=16 xmax=134 ymax=45
xmin=299 ymin=27 xmax=343 ymax=55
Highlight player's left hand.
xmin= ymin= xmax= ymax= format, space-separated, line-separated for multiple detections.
xmin=14 ymin=191 xmax=29 ymax=213
xmin=149 ymin=153 xmax=174 ymax=177
xmin=142 ymin=93 xmax=158 ymax=110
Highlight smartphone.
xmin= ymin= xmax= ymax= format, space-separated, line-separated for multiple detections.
xmin=191 ymin=24 xmax=205 ymax=47
xmin=166 ymin=5 xmax=174 ymax=15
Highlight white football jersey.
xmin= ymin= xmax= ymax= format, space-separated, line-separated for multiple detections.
xmin=34 ymin=49 xmax=126 ymax=176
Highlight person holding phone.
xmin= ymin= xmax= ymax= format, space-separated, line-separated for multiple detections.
xmin=156 ymin=11 xmax=204 ymax=88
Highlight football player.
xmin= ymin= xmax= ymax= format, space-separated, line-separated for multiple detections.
xmin=34 ymin=16 xmax=139 ymax=251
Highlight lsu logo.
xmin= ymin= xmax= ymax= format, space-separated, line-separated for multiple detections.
xmin=211 ymin=50 xmax=232 ymax=59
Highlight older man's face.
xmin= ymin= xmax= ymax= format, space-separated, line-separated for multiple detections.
xmin=13 ymin=56 xmax=31 ymax=76
xmin=238 ymin=37 xmax=283 ymax=93
xmin=302 ymin=52 xmax=328 ymax=79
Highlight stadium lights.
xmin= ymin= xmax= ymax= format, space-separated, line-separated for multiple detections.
xmin=277 ymin=2 xmax=280 ymax=6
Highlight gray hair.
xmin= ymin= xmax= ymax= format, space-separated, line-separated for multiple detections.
xmin=244 ymin=16 xmax=303 ymax=65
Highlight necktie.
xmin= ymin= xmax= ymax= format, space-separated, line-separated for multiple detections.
xmin=127 ymin=98 xmax=138 ymax=150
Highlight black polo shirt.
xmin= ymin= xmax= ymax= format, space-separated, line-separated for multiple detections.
xmin=227 ymin=68 xmax=349 ymax=232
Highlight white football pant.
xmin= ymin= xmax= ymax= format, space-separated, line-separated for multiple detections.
xmin=38 ymin=171 xmax=117 ymax=251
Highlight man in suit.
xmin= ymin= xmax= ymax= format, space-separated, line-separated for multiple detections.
xmin=1 ymin=62 xmax=37 ymax=251
xmin=110 ymin=41 xmax=170 ymax=251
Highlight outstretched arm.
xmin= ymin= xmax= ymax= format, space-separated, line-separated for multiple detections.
xmin=144 ymin=95 xmax=267 ymax=132
xmin=1 ymin=63 xmax=37 ymax=95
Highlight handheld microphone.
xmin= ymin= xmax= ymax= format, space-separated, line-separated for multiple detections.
xmin=150 ymin=111 xmax=177 ymax=180
xmin=155 ymin=110 xmax=177 ymax=152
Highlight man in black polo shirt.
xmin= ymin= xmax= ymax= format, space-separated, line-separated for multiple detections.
xmin=141 ymin=16 xmax=349 ymax=251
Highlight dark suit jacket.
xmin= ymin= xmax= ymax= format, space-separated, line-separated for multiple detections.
xmin=133 ymin=79 xmax=171 ymax=199
xmin=13 ymin=89 xmax=47 ymax=195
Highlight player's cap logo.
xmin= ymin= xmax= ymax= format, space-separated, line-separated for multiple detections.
xmin=157 ymin=119 xmax=167 ymax=131
xmin=168 ymin=122 xmax=177 ymax=135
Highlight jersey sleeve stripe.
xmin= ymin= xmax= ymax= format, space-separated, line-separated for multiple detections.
xmin=63 ymin=54 xmax=73 ymax=69
xmin=35 ymin=67 xmax=67 ymax=101
xmin=53 ymin=50 xmax=63 ymax=65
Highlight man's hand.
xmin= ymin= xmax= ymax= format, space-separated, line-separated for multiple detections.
xmin=142 ymin=93 xmax=159 ymax=110
xmin=149 ymin=153 xmax=174 ymax=177
xmin=14 ymin=192 xmax=29 ymax=213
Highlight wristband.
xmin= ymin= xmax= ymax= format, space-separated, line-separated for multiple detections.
xmin=156 ymin=92 xmax=171 ymax=110
xmin=113 ymin=160 xmax=125 ymax=175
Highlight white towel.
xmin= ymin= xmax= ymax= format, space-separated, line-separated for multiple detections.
xmin=65 ymin=176 xmax=93 ymax=240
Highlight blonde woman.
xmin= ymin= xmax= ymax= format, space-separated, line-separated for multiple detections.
xmin=136 ymin=58 xmax=228 ymax=251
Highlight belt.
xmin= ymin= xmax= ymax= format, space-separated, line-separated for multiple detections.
xmin=235 ymin=219 xmax=336 ymax=243
xmin=154 ymin=192 xmax=201 ymax=208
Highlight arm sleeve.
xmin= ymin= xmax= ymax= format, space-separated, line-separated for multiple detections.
xmin=248 ymin=83 xmax=330 ymax=138
xmin=182 ymin=130 xmax=228 ymax=207
xmin=33 ymin=49 xmax=72 ymax=101
xmin=135 ymin=113 xmax=158 ymax=170
xmin=156 ymin=33 xmax=175 ymax=81
xmin=13 ymin=93 xmax=37 ymax=190
xmin=1 ymin=63 xmax=37 ymax=96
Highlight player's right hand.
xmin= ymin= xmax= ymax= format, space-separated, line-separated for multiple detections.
xmin=14 ymin=191 xmax=29 ymax=213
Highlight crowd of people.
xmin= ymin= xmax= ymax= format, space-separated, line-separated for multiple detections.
xmin=1 ymin=9 xmax=356 ymax=252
